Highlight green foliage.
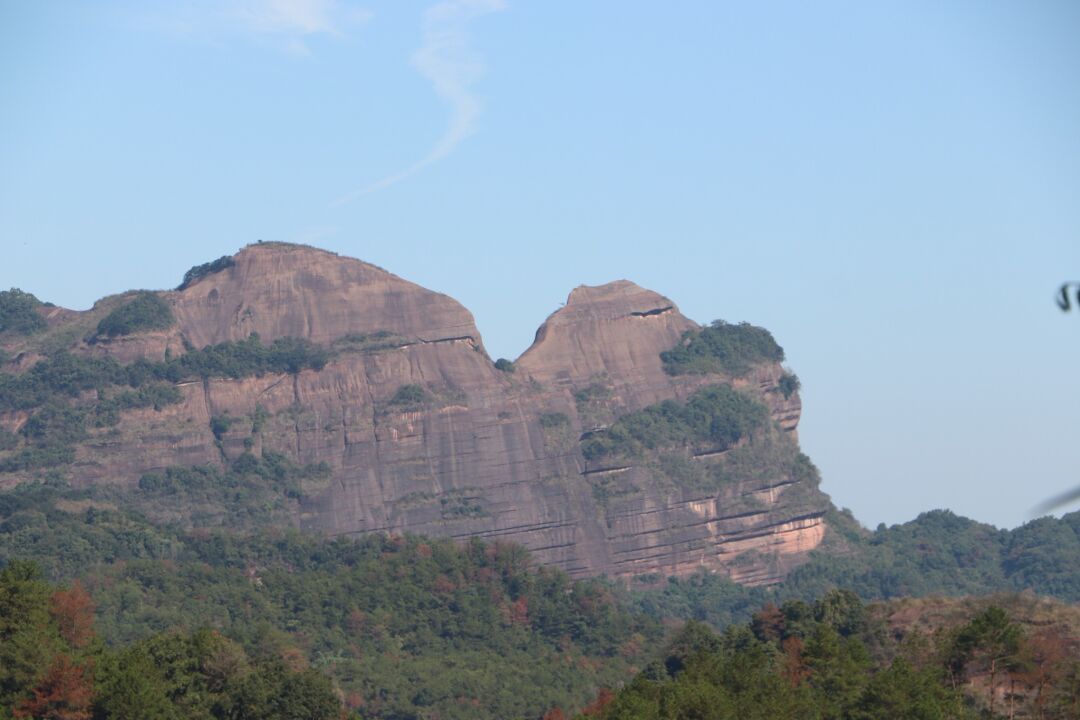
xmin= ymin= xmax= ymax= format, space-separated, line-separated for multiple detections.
xmin=586 ymin=595 xmax=988 ymax=720
xmin=0 ymin=335 xmax=328 ymax=473
xmin=387 ymin=383 xmax=430 ymax=410
xmin=177 ymin=256 xmax=235 ymax=290
xmin=635 ymin=509 xmax=1080 ymax=638
xmin=0 ymin=429 xmax=16 ymax=452
xmin=0 ymin=351 xmax=126 ymax=412
xmin=661 ymin=320 xmax=785 ymax=376
xmin=94 ymin=383 xmax=183 ymax=427
xmin=142 ymin=333 xmax=329 ymax=379
xmin=439 ymin=488 xmax=489 ymax=519
xmin=95 ymin=292 xmax=175 ymax=338
xmin=0 ymin=402 xmax=83 ymax=472
xmin=4 ymin=474 xmax=1080 ymax=718
xmin=0 ymin=486 xmax=662 ymax=720
xmin=0 ymin=289 xmax=46 ymax=336
xmin=540 ymin=412 xmax=570 ymax=429
xmin=581 ymin=385 xmax=769 ymax=462
xmin=778 ymin=371 xmax=801 ymax=399
xmin=0 ymin=565 xmax=341 ymax=719
xmin=332 ymin=330 xmax=401 ymax=355
xmin=250 ymin=404 xmax=269 ymax=433
xmin=573 ymin=383 xmax=611 ymax=405
xmin=209 ymin=414 xmax=235 ymax=441
xmin=494 ymin=358 xmax=516 ymax=373
xmin=132 ymin=452 xmax=326 ymax=525
xmin=0 ymin=559 xmax=58 ymax=712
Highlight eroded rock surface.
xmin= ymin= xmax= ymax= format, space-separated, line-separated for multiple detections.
xmin=0 ymin=243 xmax=830 ymax=584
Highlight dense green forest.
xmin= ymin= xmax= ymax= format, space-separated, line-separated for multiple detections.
xmin=632 ymin=508 xmax=1080 ymax=631
xmin=573 ymin=593 xmax=1080 ymax=719
xmin=2 ymin=479 xmax=1080 ymax=718
xmin=4 ymin=496 xmax=1080 ymax=720
xmin=0 ymin=561 xmax=342 ymax=720
xmin=0 ymin=482 xmax=659 ymax=719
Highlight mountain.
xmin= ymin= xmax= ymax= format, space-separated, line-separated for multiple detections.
xmin=0 ymin=242 xmax=830 ymax=584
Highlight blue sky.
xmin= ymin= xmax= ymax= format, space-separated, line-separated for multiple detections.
xmin=2 ymin=0 xmax=1079 ymax=529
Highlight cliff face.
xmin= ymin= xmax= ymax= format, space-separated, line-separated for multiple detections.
xmin=0 ymin=244 xmax=830 ymax=584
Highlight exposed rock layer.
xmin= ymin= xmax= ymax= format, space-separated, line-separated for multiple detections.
xmin=1 ymin=244 xmax=830 ymax=584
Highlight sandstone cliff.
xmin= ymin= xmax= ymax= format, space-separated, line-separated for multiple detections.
xmin=0 ymin=243 xmax=831 ymax=584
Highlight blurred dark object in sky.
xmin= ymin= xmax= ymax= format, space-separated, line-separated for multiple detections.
xmin=1034 ymin=283 xmax=1079 ymax=516
xmin=1033 ymin=486 xmax=1080 ymax=515
xmin=1056 ymin=282 xmax=1080 ymax=312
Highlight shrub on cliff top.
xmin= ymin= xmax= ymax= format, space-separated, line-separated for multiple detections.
xmin=177 ymin=255 xmax=235 ymax=290
xmin=95 ymin=292 xmax=174 ymax=338
xmin=0 ymin=288 xmax=47 ymax=335
xmin=661 ymin=320 xmax=784 ymax=377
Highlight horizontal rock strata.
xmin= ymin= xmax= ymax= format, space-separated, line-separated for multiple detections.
xmin=0 ymin=243 xmax=831 ymax=584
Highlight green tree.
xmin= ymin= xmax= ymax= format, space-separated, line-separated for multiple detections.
xmin=0 ymin=561 xmax=60 ymax=711
xmin=92 ymin=649 xmax=177 ymax=720
xmin=851 ymin=658 xmax=968 ymax=720
xmin=95 ymin=292 xmax=174 ymax=338
xmin=0 ymin=289 xmax=47 ymax=335
xmin=946 ymin=606 xmax=1023 ymax=716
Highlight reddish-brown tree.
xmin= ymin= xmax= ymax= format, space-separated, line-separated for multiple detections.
xmin=48 ymin=582 xmax=95 ymax=649
xmin=752 ymin=603 xmax=785 ymax=642
xmin=509 ymin=597 xmax=530 ymax=627
xmin=580 ymin=688 xmax=615 ymax=717
xmin=782 ymin=636 xmax=811 ymax=688
xmin=13 ymin=654 xmax=93 ymax=720
xmin=1018 ymin=628 xmax=1074 ymax=720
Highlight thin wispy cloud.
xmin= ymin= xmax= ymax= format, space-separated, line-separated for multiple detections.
xmin=154 ymin=0 xmax=372 ymax=54
xmin=334 ymin=0 xmax=505 ymax=203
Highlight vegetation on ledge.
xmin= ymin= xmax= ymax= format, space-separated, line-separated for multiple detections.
xmin=581 ymin=384 xmax=769 ymax=462
xmin=94 ymin=291 xmax=175 ymax=338
xmin=177 ymin=255 xmax=236 ymax=290
xmin=0 ymin=334 xmax=328 ymax=473
xmin=778 ymin=371 xmax=800 ymax=399
xmin=661 ymin=320 xmax=785 ymax=376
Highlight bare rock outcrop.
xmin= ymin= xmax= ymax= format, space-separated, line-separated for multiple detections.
xmin=0 ymin=243 xmax=831 ymax=584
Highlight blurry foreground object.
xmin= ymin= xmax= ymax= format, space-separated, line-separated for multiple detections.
xmin=1056 ymin=282 xmax=1080 ymax=312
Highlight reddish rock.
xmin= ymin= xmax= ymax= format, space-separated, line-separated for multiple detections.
xmin=0 ymin=243 xmax=830 ymax=584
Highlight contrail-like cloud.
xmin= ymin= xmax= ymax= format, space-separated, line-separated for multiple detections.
xmin=335 ymin=0 xmax=505 ymax=203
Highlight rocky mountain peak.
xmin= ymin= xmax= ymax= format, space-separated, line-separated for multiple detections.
xmin=516 ymin=279 xmax=697 ymax=387
xmin=1 ymin=245 xmax=828 ymax=585
xmin=171 ymin=242 xmax=482 ymax=350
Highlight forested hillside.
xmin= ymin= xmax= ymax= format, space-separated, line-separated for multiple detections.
xmin=576 ymin=592 xmax=1080 ymax=719
xmin=2 ymin=479 xmax=1080 ymax=718
xmin=0 ymin=482 xmax=660 ymax=719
